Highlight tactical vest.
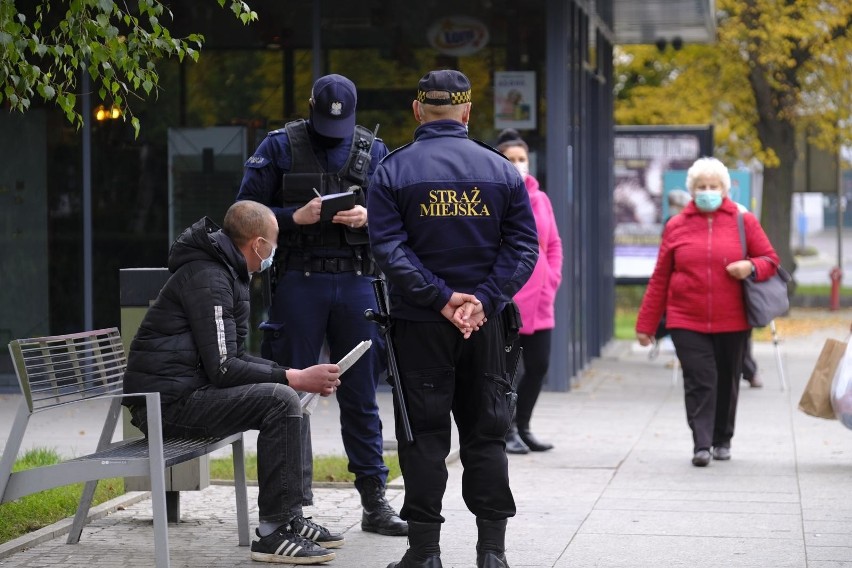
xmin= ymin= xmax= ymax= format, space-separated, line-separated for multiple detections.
xmin=280 ymin=119 xmax=372 ymax=249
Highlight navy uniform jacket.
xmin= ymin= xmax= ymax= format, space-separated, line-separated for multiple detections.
xmin=367 ymin=120 xmax=539 ymax=321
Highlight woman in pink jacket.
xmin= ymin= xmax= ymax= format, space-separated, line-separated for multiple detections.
xmin=636 ymin=157 xmax=779 ymax=467
xmin=497 ymin=130 xmax=564 ymax=454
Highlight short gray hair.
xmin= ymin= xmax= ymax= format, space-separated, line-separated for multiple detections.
xmin=686 ymin=157 xmax=731 ymax=193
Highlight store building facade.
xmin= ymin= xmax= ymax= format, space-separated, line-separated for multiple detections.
xmin=0 ymin=0 xmax=715 ymax=389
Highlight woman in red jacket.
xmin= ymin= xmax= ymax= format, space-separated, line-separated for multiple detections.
xmin=635 ymin=157 xmax=779 ymax=467
xmin=497 ymin=129 xmax=564 ymax=454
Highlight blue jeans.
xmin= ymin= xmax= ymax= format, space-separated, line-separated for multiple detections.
xmin=131 ymin=382 xmax=304 ymax=525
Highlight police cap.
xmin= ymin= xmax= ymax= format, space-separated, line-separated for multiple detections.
xmin=310 ymin=74 xmax=357 ymax=138
xmin=416 ymin=69 xmax=472 ymax=106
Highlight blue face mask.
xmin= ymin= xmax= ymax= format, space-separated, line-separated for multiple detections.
xmin=694 ymin=190 xmax=723 ymax=212
xmin=255 ymin=239 xmax=276 ymax=272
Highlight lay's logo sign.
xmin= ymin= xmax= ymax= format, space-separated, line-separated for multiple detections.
xmin=427 ymin=16 xmax=490 ymax=57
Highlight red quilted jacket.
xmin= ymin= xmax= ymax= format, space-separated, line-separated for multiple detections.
xmin=635 ymin=197 xmax=780 ymax=335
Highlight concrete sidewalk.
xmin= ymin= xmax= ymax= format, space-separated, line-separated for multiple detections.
xmin=3 ymin=311 xmax=852 ymax=567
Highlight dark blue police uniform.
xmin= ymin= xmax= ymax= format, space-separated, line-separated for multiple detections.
xmin=235 ymin=89 xmax=402 ymax=534
xmin=368 ymin=103 xmax=539 ymax=564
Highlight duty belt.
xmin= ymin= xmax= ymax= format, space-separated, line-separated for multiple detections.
xmin=283 ymin=256 xmax=372 ymax=276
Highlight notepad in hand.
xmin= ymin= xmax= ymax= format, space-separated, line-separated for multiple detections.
xmin=320 ymin=190 xmax=357 ymax=221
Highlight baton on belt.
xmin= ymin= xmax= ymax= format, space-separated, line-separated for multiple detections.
xmin=364 ymin=278 xmax=415 ymax=444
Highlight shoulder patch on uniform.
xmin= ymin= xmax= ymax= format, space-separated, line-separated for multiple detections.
xmin=245 ymin=155 xmax=270 ymax=168
xmin=380 ymin=141 xmax=414 ymax=163
xmin=471 ymin=137 xmax=505 ymax=157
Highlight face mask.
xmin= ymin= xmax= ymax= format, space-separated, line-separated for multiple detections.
xmin=513 ymin=161 xmax=529 ymax=178
xmin=255 ymin=240 xmax=276 ymax=272
xmin=694 ymin=190 xmax=723 ymax=212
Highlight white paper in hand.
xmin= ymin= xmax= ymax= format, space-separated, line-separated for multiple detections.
xmin=302 ymin=340 xmax=372 ymax=415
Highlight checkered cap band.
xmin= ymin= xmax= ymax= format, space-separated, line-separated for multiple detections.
xmin=416 ymin=89 xmax=472 ymax=106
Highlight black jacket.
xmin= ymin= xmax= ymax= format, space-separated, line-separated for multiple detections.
xmin=123 ymin=217 xmax=286 ymax=405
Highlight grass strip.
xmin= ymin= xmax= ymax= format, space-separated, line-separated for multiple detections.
xmin=0 ymin=448 xmax=124 ymax=544
xmin=209 ymin=452 xmax=402 ymax=483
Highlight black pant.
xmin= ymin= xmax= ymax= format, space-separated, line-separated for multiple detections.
xmin=392 ymin=316 xmax=516 ymax=524
xmin=669 ymin=329 xmax=749 ymax=453
xmin=514 ymin=330 xmax=552 ymax=428
xmin=742 ymin=330 xmax=758 ymax=381
xmin=131 ymin=383 xmax=304 ymax=526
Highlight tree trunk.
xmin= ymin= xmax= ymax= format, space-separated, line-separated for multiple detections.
xmin=748 ymin=64 xmax=799 ymax=284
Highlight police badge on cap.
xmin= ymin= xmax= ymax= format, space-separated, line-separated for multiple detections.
xmin=417 ymin=70 xmax=472 ymax=106
xmin=310 ymin=74 xmax=357 ymax=138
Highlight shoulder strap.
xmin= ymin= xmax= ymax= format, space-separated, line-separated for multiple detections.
xmin=284 ymin=119 xmax=324 ymax=174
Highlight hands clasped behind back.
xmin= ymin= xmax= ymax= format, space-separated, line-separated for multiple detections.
xmin=441 ymin=292 xmax=487 ymax=339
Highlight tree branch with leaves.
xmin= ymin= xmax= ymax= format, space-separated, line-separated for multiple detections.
xmin=0 ymin=0 xmax=257 ymax=136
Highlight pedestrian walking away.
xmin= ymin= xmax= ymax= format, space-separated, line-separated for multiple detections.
xmin=368 ymin=69 xmax=539 ymax=568
xmin=236 ymin=74 xmax=407 ymax=537
xmin=495 ymin=128 xmax=563 ymax=454
xmin=635 ymin=157 xmax=780 ymax=467
xmin=123 ymin=201 xmax=343 ymax=564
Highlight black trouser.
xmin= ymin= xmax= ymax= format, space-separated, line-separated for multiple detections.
xmin=514 ymin=329 xmax=552 ymax=429
xmin=742 ymin=330 xmax=758 ymax=381
xmin=669 ymin=328 xmax=749 ymax=453
xmin=392 ymin=316 xmax=516 ymax=524
xmin=131 ymin=383 xmax=304 ymax=526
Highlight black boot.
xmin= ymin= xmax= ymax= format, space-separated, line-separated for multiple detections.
xmin=476 ymin=518 xmax=509 ymax=568
xmin=505 ymin=424 xmax=529 ymax=454
xmin=386 ymin=521 xmax=443 ymax=568
xmin=517 ymin=425 xmax=553 ymax=452
xmin=356 ymin=476 xmax=409 ymax=536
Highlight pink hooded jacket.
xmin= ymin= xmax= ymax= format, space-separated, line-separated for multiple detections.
xmin=513 ymin=174 xmax=563 ymax=334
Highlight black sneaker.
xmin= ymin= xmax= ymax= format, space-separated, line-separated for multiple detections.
xmin=250 ymin=527 xmax=335 ymax=564
xmin=289 ymin=515 xmax=345 ymax=549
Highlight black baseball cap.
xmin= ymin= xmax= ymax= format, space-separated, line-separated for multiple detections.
xmin=310 ymin=74 xmax=357 ymax=138
xmin=416 ymin=70 xmax=472 ymax=106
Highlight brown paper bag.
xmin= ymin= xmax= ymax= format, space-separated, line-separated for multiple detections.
xmin=799 ymin=338 xmax=847 ymax=419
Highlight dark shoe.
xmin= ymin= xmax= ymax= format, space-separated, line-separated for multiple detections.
xmin=505 ymin=425 xmax=529 ymax=454
xmin=517 ymin=427 xmax=554 ymax=452
xmin=387 ymin=521 xmax=442 ymax=568
xmin=250 ymin=527 xmax=335 ymax=564
xmin=692 ymin=449 xmax=711 ymax=467
xmin=478 ymin=552 xmax=510 ymax=568
xmin=476 ymin=518 xmax=509 ymax=568
xmin=356 ymin=476 xmax=408 ymax=536
xmin=746 ymin=374 xmax=764 ymax=388
xmin=387 ymin=558 xmax=444 ymax=568
xmin=712 ymin=447 xmax=731 ymax=461
xmin=289 ymin=515 xmax=345 ymax=549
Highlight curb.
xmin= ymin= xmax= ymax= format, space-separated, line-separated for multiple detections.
xmin=0 ymin=491 xmax=151 ymax=560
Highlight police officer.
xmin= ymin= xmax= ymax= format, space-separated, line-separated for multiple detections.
xmin=236 ymin=74 xmax=407 ymax=537
xmin=367 ymin=70 xmax=539 ymax=568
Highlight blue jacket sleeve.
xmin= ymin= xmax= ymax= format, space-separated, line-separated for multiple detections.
xmin=235 ymin=134 xmax=301 ymax=232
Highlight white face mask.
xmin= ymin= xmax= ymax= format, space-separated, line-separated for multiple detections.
xmin=513 ymin=161 xmax=529 ymax=178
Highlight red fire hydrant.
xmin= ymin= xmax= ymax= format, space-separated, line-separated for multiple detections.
xmin=830 ymin=266 xmax=843 ymax=311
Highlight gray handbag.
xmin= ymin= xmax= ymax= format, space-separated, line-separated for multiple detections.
xmin=737 ymin=213 xmax=792 ymax=327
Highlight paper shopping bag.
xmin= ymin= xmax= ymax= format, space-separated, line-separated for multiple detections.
xmin=799 ymin=338 xmax=846 ymax=419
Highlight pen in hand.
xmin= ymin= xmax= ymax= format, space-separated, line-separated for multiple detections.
xmin=313 ymin=187 xmax=322 ymax=199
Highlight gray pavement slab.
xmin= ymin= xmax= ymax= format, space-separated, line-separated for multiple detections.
xmin=3 ymin=310 xmax=852 ymax=566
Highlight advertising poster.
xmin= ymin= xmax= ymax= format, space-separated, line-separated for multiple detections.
xmin=494 ymin=71 xmax=536 ymax=130
xmin=613 ymin=126 xmax=713 ymax=282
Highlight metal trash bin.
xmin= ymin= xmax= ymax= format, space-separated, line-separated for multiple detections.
xmin=120 ymin=268 xmax=211 ymax=521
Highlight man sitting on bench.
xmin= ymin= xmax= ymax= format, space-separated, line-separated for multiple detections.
xmin=123 ymin=200 xmax=343 ymax=565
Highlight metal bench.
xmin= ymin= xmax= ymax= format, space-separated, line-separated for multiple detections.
xmin=0 ymin=327 xmax=250 ymax=567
